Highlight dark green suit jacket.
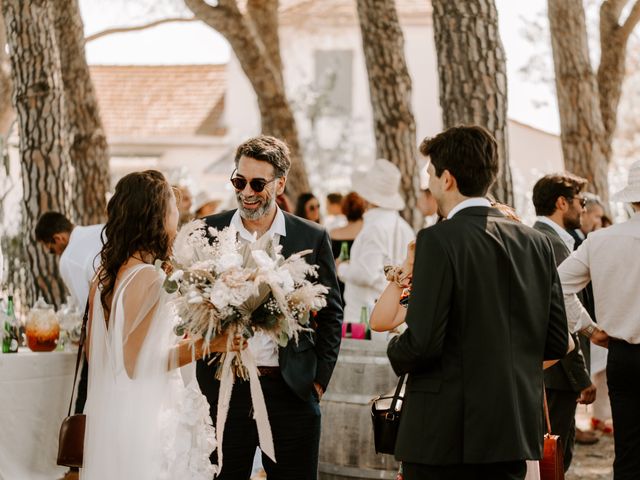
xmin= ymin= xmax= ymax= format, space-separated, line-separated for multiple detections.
xmin=533 ymin=221 xmax=591 ymax=393
xmin=387 ymin=207 xmax=569 ymax=465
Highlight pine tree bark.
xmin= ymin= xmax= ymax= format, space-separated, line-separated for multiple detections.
xmin=2 ymin=0 xmax=72 ymax=307
xmin=548 ymin=0 xmax=610 ymax=200
xmin=185 ymin=0 xmax=310 ymax=201
xmin=52 ymin=0 xmax=109 ymax=225
xmin=356 ymin=0 xmax=420 ymax=227
xmin=597 ymin=0 xmax=640 ymax=160
xmin=0 ymin=6 xmax=14 ymax=135
xmin=431 ymin=0 xmax=513 ymax=205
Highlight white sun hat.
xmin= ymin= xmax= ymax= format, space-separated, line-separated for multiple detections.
xmin=352 ymin=158 xmax=405 ymax=210
xmin=612 ymin=160 xmax=640 ymax=203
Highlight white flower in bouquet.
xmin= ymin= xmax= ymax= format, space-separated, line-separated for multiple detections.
xmin=164 ymin=220 xmax=329 ymax=378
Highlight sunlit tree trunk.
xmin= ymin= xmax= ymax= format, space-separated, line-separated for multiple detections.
xmin=432 ymin=0 xmax=513 ymax=205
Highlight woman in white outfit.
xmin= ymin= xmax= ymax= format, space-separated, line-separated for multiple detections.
xmin=81 ymin=170 xmax=245 ymax=479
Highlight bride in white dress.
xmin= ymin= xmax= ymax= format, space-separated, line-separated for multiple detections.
xmin=81 ymin=170 xmax=245 ymax=480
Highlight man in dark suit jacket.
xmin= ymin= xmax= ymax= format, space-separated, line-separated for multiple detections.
xmin=387 ymin=126 xmax=570 ymax=480
xmin=532 ymin=174 xmax=596 ymax=470
xmin=196 ymin=135 xmax=343 ymax=479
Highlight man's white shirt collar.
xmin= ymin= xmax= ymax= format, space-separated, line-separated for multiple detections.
xmin=536 ymin=216 xmax=575 ymax=251
xmin=231 ymin=206 xmax=286 ymax=243
xmin=447 ymin=197 xmax=492 ymax=219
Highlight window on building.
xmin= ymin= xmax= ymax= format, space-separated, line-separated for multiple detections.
xmin=313 ymin=49 xmax=353 ymax=115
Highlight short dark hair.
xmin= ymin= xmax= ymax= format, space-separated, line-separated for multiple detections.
xmin=341 ymin=191 xmax=366 ymax=222
xmin=234 ymin=135 xmax=291 ymax=178
xmin=532 ymin=173 xmax=588 ymax=216
xmin=419 ymin=125 xmax=499 ymax=197
xmin=294 ymin=192 xmax=317 ymax=219
xmin=327 ymin=193 xmax=343 ymax=205
xmin=35 ymin=212 xmax=74 ymax=243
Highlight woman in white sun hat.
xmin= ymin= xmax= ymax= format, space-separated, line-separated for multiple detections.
xmin=337 ymin=158 xmax=415 ymax=324
xmin=558 ymin=159 xmax=640 ymax=479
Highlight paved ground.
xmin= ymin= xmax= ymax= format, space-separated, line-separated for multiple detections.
xmin=567 ymin=433 xmax=614 ymax=480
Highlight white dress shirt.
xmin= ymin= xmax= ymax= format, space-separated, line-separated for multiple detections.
xmin=447 ymin=197 xmax=492 ymax=219
xmin=59 ymin=225 xmax=104 ymax=308
xmin=230 ymin=207 xmax=286 ymax=366
xmin=558 ymin=212 xmax=640 ymax=343
xmin=337 ymin=208 xmax=415 ymax=322
xmin=535 ymin=216 xmax=575 ymax=251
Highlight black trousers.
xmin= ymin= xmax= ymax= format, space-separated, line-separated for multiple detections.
xmin=403 ymin=460 xmax=526 ymax=480
xmin=207 ymin=375 xmax=321 ymax=480
xmin=607 ymin=339 xmax=640 ymax=480
xmin=545 ymin=388 xmax=578 ymax=472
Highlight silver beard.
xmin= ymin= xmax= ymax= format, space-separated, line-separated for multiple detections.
xmin=236 ymin=191 xmax=275 ymax=220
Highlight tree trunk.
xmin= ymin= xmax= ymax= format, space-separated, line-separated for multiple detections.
xmin=597 ymin=0 xmax=640 ymax=161
xmin=356 ymin=0 xmax=420 ymax=227
xmin=547 ymin=0 xmax=610 ymax=200
xmin=185 ymin=0 xmax=310 ymax=201
xmin=2 ymin=0 xmax=72 ymax=307
xmin=52 ymin=0 xmax=109 ymax=225
xmin=0 ymin=6 xmax=14 ymax=135
xmin=431 ymin=0 xmax=513 ymax=205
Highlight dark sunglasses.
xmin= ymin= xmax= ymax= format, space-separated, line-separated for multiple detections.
xmin=230 ymin=169 xmax=277 ymax=193
xmin=569 ymin=195 xmax=587 ymax=208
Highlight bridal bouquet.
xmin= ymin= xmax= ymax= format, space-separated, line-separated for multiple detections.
xmin=160 ymin=220 xmax=328 ymax=377
xmin=160 ymin=220 xmax=328 ymax=467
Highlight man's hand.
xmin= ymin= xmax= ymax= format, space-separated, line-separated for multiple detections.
xmin=577 ymin=384 xmax=597 ymax=405
xmin=591 ymin=329 xmax=609 ymax=348
xmin=313 ymin=382 xmax=324 ymax=401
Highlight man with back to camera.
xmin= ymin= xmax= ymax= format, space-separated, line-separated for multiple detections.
xmin=387 ymin=125 xmax=570 ymax=480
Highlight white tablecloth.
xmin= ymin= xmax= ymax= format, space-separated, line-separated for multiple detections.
xmin=0 ymin=349 xmax=76 ymax=480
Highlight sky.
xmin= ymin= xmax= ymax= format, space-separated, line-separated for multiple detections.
xmin=80 ymin=0 xmax=561 ymax=134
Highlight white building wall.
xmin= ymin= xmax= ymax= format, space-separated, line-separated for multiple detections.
xmin=224 ymin=13 xmax=565 ymax=214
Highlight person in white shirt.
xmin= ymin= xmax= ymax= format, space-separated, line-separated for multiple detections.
xmin=34 ymin=211 xmax=105 ymax=447
xmin=337 ymin=158 xmax=415 ymax=323
xmin=558 ymin=160 xmax=640 ymax=480
xmin=198 ymin=135 xmax=343 ymax=478
xmin=35 ymin=212 xmax=104 ymax=308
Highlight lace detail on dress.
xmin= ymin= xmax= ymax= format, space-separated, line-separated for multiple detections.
xmin=159 ymin=376 xmax=218 ymax=480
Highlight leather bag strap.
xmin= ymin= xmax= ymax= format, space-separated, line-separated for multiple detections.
xmin=66 ymin=300 xmax=90 ymax=417
xmin=543 ymin=384 xmax=552 ymax=435
xmin=389 ymin=374 xmax=407 ymax=414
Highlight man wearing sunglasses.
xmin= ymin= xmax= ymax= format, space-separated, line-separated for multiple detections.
xmin=196 ymin=135 xmax=343 ymax=480
xmin=532 ymin=173 xmax=596 ymax=473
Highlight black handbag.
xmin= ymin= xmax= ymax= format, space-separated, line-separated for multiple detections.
xmin=371 ymin=374 xmax=406 ymax=455
xmin=56 ymin=301 xmax=89 ymax=468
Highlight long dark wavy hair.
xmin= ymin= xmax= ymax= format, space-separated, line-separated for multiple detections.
xmin=99 ymin=170 xmax=173 ymax=314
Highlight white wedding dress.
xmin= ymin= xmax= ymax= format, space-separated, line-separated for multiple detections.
xmin=81 ymin=264 xmax=217 ymax=480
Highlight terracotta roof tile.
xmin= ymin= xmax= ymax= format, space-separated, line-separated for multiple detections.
xmin=279 ymin=0 xmax=430 ymax=25
xmin=89 ymin=64 xmax=227 ymax=138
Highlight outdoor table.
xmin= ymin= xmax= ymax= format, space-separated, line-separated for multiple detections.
xmin=0 ymin=348 xmax=76 ymax=480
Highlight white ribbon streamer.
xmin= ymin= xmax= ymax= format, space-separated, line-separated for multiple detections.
xmin=215 ymin=351 xmax=236 ymax=475
xmin=214 ymin=349 xmax=276 ymax=477
xmin=241 ymin=348 xmax=276 ymax=462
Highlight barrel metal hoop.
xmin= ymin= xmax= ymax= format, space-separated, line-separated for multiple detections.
xmin=318 ymin=461 xmax=398 ymax=479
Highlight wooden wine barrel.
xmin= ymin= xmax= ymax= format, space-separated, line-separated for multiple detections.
xmin=318 ymin=338 xmax=400 ymax=480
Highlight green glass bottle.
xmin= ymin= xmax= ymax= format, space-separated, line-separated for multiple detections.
xmin=338 ymin=241 xmax=350 ymax=262
xmin=2 ymin=296 xmax=19 ymax=353
xmin=360 ymin=305 xmax=372 ymax=340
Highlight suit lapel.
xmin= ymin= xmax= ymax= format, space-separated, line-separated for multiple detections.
xmin=279 ymin=214 xmax=297 ymax=259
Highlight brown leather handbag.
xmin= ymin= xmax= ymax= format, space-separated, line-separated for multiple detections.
xmin=540 ymin=388 xmax=564 ymax=480
xmin=56 ymin=301 xmax=89 ymax=468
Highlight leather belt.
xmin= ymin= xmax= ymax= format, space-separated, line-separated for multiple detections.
xmin=257 ymin=366 xmax=281 ymax=378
